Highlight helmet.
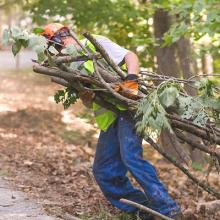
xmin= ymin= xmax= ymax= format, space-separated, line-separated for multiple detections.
xmin=41 ymin=23 xmax=68 ymax=40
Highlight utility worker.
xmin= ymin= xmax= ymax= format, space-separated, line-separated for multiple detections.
xmin=41 ymin=23 xmax=183 ymax=220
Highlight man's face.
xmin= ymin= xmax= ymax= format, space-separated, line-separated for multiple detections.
xmin=51 ymin=28 xmax=76 ymax=47
xmin=61 ymin=36 xmax=76 ymax=46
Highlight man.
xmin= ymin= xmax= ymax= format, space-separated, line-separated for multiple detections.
xmin=41 ymin=23 xmax=183 ymax=220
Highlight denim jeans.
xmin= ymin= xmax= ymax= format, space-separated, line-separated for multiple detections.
xmin=93 ymin=111 xmax=180 ymax=217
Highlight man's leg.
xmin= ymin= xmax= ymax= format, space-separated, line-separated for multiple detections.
xmin=93 ymin=121 xmax=149 ymax=212
xmin=117 ymin=112 xmax=181 ymax=217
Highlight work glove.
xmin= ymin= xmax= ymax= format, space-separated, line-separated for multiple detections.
xmin=78 ymin=89 xmax=95 ymax=108
xmin=114 ymin=74 xmax=139 ymax=99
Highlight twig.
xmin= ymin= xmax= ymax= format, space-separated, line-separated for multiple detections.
xmin=51 ymin=77 xmax=70 ymax=87
xmin=175 ymin=129 xmax=220 ymax=161
xmin=188 ymin=74 xmax=220 ymax=81
xmin=120 ymin=198 xmax=174 ymax=220
xmin=170 ymin=119 xmax=220 ymax=145
xmin=55 ymin=55 xmax=96 ymax=65
xmin=139 ymin=76 xmax=195 ymax=84
xmin=70 ymin=31 xmax=91 ymax=55
xmin=144 ymin=136 xmax=220 ymax=199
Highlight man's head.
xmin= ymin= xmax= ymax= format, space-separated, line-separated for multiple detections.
xmin=41 ymin=23 xmax=76 ymax=49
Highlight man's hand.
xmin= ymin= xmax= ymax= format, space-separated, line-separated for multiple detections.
xmin=114 ymin=74 xmax=139 ymax=99
xmin=78 ymin=89 xmax=95 ymax=108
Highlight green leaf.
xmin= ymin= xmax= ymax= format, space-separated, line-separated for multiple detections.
xmin=193 ymin=112 xmax=208 ymax=127
xmin=47 ymin=53 xmax=56 ymax=67
xmin=2 ymin=29 xmax=10 ymax=46
xmin=28 ymin=35 xmax=47 ymax=48
xmin=20 ymin=39 xmax=29 ymax=48
xmin=12 ymin=41 xmax=22 ymax=56
xmin=48 ymin=46 xmax=59 ymax=55
xmin=33 ymin=27 xmax=44 ymax=34
xmin=54 ymin=88 xmax=78 ymax=109
xmin=61 ymin=44 xmax=78 ymax=56
xmin=37 ymin=52 xmax=46 ymax=63
xmin=11 ymin=26 xmax=21 ymax=38
xmin=159 ymin=87 xmax=179 ymax=108
xmin=33 ymin=44 xmax=46 ymax=54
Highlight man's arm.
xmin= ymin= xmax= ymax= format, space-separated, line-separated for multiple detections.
xmin=96 ymin=36 xmax=140 ymax=76
xmin=124 ymin=51 xmax=140 ymax=75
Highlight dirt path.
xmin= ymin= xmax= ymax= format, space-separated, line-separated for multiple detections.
xmin=0 ymin=177 xmax=58 ymax=220
xmin=0 ymin=50 xmax=35 ymax=71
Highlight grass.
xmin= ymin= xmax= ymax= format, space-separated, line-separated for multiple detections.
xmin=79 ymin=205 xmax=137 ymax=220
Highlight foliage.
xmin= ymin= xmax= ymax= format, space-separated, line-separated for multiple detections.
xmin=160 ymin=0 xmax=220 ymax=55
xmin=135 ymin=83 xmax=178 ymax=136
xmin=21 ymin=0 xmax=154 ymax=67
xmin=54 ymin=88 xmax=79 ymax=110
xmin=2 ymin=27 xmax=47 ymax=59
xmin=136 ymin=77 xmax=220 ymax=136
xmin=3 ymin=0 xmax=220 ymax=70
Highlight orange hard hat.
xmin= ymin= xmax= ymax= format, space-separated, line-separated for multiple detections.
xmin=41 ymin=23 xmax=69 ymax=39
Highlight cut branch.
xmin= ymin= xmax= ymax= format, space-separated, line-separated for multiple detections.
xmin=175 ymin=129 xmax=220 ymax=161
xmin=120 ymin=198 xmax=174 ymax=220
xmin=55 ymin=54 xmax=101 ymax=65
xmin=170 ymin=119 xmax=220 ymax=145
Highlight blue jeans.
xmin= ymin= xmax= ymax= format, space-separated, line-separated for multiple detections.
xmin=93 ymin=111 xmax=180 ymax=217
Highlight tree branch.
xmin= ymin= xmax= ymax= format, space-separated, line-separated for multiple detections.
xmin=120 ymin=199 xmax=174 ymax=220
xmin=83 ymin=32 xmax=126 ymax=79
xmin=144 ymin=136 xmax=220 ymax=199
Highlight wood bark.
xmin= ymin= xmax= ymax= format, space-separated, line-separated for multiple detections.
xmin=154 ymin=9 xmax=191 ymax=164
xmin=176 ymin=37 xmax=206 ymax=163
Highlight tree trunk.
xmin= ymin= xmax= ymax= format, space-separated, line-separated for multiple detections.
xmin=202 ymin=53 xmax=214 ymax=75
xmin=153 ymin=9 xmax=179 ymax=77
xmin=176 ymin=37 xmax=196 ymax=95
xmin=153 ymin=9 xmax=204 ymax=164
xmin=176 ymin=37 xmax=207 ymax=163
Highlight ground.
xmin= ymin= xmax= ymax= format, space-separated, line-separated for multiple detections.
xmin=0 ymin=69 xmax=219 ymax=220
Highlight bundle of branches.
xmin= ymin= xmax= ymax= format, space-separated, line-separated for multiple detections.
xmin=3 ymin=27 xmax=220 ymax=199
xmin=32 ymin=32 xmax=220 ymax=199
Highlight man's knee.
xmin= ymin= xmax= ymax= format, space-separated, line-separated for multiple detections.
xmin=121 ymin=153 xmax=135 ymax=170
